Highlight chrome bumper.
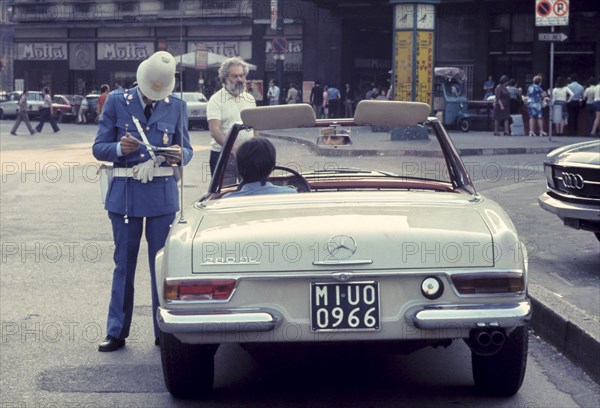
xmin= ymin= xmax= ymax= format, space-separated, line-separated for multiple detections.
xmin=408 ymin=301 xmax=531 ymax=330
xmin=538 ymin=192 xmax=600 ymax=222
xmin=157 ymin=307 xmax=281 ymax=334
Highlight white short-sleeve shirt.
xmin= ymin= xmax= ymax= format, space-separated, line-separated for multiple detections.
xmin=207 ymin=87 xmax=256 ymax=152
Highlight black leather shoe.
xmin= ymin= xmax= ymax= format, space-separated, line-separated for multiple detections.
xmin=98 ymin=336 xmax=125 ymax=352
xmin=154 ymin=337 xmax=160 ymax=346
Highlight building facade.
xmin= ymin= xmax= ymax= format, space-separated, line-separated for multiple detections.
xmin=2 ymin=0 xmax=598 ymax=103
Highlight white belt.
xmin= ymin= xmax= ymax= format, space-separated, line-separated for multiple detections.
xmin=113 ymin=167 xmax=174 ymax=178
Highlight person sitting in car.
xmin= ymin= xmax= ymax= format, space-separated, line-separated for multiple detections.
xmin=223 ymin=137 xmax=298 ymax=197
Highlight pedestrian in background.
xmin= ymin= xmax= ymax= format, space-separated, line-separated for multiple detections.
xmin=566 ymin=74 xmax=584 ymax=135
xmin=10 ymin=90 xmax=36 ymax=136
xmin=483 ymin=75 xmax=495 ymax=100
xmin=493 ymin=75 xmax=510 ymax=136
xmin=327 ymin=84 xmax=341 ymax=118
xmin=77 ymin=96 xmax=88 ymax=124
xmin=286 ymin=83 xmax=298 ymax=104
xmin=310 ymin=81 xmax=323 ymax=118
xmin=267 ymin=80 xmax=280 ymax=105
xmin=342 ymin=83 xmax=355 ymax=118
xmin=97 ymin=84 xmax=110 ymax=122
xmin=506 ymin=79 xmax=522 ymax=115
xmin=35 ymin=87 xmax=60 ymax=133
xmin=583 ymin=77 xmax=597 ymax=135
xmin=551 ymin=76 xmax=573 ymax=135
xmin=322 ymin=85 xmax=329 ymax=118
xmin=526 ymin=74 xmax=547 ymax=137
xmin=590 ymin=79 xmax=600 ymax=136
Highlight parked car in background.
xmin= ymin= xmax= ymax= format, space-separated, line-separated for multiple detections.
xmin=52 ymin=95 xmax=75 ymax=123
xmin=0 ymin=91 xmax=74 ymax=122
xmin=156 ymin=101 xmax=531 ymax=399
xmin=539 ymin=140 xmax=600 ymax=241
xmin=180 ymin=92 xmax=208 ymax=130
xmin=0 ymin=91 xmax=44 ymax=119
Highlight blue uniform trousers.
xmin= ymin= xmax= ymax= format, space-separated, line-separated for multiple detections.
xmin=107 ymin=211 xmax=175 ymax=340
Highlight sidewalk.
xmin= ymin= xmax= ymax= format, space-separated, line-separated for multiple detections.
xmin=446 ymin=130 xmax=594 ymax=156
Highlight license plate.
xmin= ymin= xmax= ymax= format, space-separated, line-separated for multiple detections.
xmin=310 ymin=281 xmax=380 ymax=332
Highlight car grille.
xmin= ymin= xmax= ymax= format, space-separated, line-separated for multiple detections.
xmin=552 ymin=165 xmax=600 ymax=199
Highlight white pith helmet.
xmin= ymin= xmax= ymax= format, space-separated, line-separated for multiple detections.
xmin=136 ymin=51 xmax=176 ymax=101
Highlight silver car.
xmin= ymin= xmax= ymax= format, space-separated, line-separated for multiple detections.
xmin=156 ymin=101 xmax=531 ymax=398
xmin=0 ymin=91 xmax=44 ymax=119
xmin=538 ymin=140 xmax=600 ymax=241
xmin=180 ymin=92 xmax=208 ymax=130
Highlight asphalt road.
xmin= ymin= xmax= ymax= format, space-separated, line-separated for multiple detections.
xmin=0 ymin=122 xmax=598 ymax=407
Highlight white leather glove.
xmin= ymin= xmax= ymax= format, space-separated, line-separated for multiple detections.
xmin=132 ymin=159 xmax=156 ymax=184
xmin=154 ymin=155 xmax=166 ymax=168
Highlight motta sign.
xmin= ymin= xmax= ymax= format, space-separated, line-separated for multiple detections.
xmin=98 ymin=43 xmax=154 ymax=60
xmin=265 ymin=39 xmax=302 ymax=54
xmin=17 ymin=43 xmax=67 ymax=60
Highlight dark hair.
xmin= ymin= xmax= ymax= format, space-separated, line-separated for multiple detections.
xmin=555 ymin=76 xmax=566 ymax=87
xmin=100 ymin=84 xmax=110 ymax=93
xmin=498 ymin=75 xmax=509 ymax=85
xmin=236 ymin=138 xmax=276 ymax=185
xmin=507 ymin=79 xmax=516 ymax=86
xmin=587 ymin=77 xmax=597 ymax=86
xmin=43 ymin=87 xmax=50 ymax=94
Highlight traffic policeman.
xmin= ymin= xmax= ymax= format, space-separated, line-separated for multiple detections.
xmin=92 ymin=51 xmax=193 ymax=352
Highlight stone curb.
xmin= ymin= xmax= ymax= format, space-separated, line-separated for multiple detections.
xmin=529 ymin=284 xmax=600 ymax=384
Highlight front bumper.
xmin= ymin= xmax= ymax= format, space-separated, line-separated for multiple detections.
xmin=538 ymin=192 xmax=600 ymax=230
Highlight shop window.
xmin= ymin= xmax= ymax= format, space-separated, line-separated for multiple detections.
xmin=204 ymin=0 xmax=235 ymax=10
xmin=163 ymin=1 xmax=179 ymax=11
xmin=118 ymin=2 xmax=137 ymax=13
xmin=511 ymin=14 xmax=534 ymax=43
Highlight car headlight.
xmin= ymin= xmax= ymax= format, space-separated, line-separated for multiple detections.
xmin=544 ymin=164 xmax=555 ymax=189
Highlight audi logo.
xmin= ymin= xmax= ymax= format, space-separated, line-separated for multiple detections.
xmin=561 ymin=172 xmax=585 ymax=190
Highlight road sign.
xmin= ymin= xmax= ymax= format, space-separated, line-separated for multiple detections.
xmin=271 ymin=36 xmax=288 ymax=54
xmin=538 ymin=32 xmax=568 ymax=42
xmin=535 ymin=0 xmax=569 ymax=26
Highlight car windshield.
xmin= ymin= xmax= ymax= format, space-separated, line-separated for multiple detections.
xmin=182 ymin=93 xmax=207 ymax=103
xmin=209 ymin=101 xmax=468 ymax=197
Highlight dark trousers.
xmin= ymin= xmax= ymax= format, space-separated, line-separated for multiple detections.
xmin=36 ymin=107 xmax=60 ymax=132
xmin=567 ymin=101 xmax=581 ymax=135
xmin=106 ymin=211 xmax=175 ymax=340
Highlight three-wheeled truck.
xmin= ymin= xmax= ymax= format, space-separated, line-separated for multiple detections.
xmin=433 ymin=67 xmax=471 ymax=132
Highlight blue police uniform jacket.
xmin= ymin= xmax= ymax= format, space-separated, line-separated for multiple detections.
xmin=92 ymin=87 xmax=193 ymax=218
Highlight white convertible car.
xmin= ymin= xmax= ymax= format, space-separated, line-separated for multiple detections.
xmin=156 ymin=101 xmax=531 ymax=398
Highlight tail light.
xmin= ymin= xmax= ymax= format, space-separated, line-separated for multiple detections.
xmin=451 ymin=272 xmax=524 ymax=294
xmin=164 ymin=279 xmax=237 ymax=301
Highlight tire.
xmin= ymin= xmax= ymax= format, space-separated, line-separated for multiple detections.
xmin=472 ymin=326 xmax=528 ymax=396
xmin=0 ymin=109 xmax=4 ymax=120
xmin=459 ymin=118 xmax=470 ymax=132
xmin=160 ymin=331 xmax=217 ymax=399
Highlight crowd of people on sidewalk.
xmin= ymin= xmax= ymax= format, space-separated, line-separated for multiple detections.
xmin=488 ymin=72 xmax=600 ymax=137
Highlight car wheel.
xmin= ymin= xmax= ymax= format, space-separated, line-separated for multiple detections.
xmin=472 ymin=326 xmax=528 ymax=396
xmin=0 ymin=109 xmax=4 ymax=120
xmin=160 ymin=331 xmax=218 ymax=399
xmin=459 ymin=118 xmax=470 ymax=132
